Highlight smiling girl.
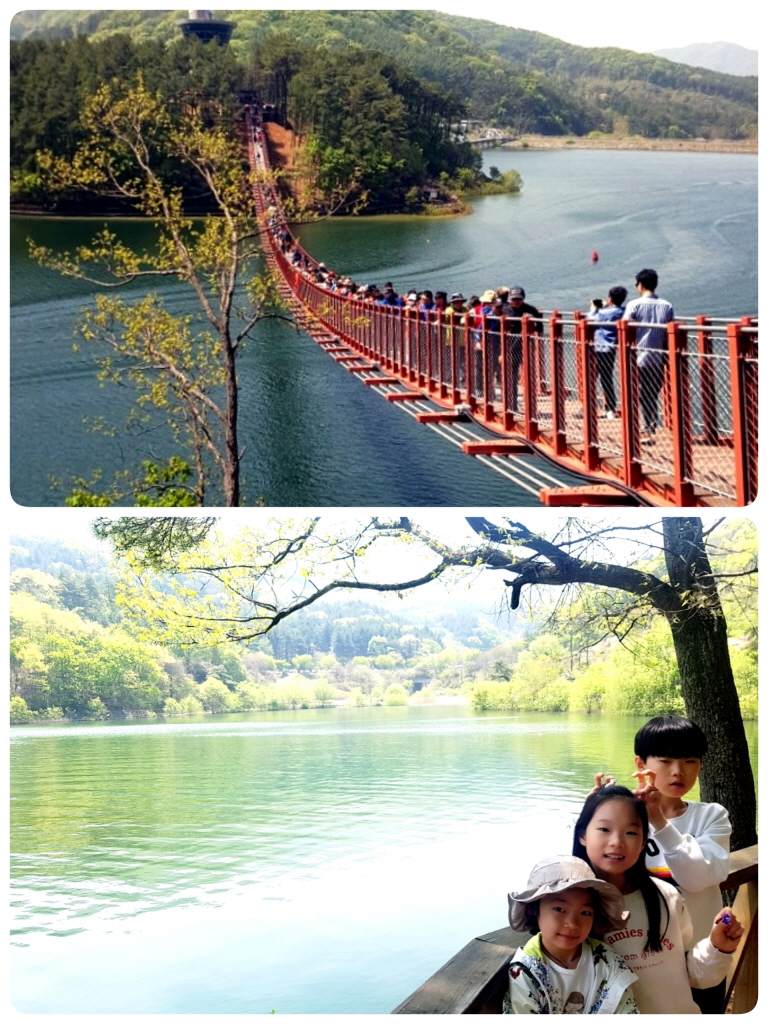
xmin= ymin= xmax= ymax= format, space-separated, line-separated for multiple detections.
xmin=504 ymin=855 xmax=638 ymax=1014
xmin=572 ymin=786 xmax=743 ymax=1014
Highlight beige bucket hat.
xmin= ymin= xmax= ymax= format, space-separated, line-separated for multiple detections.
xmin=508 ymin=855 xmax=627 ymax=933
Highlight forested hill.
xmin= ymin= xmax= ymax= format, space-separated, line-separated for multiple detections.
xmin=11 ymin=8 xmax=757 ymax=141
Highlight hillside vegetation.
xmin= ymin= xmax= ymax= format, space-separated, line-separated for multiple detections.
xmin=10 ymin=525 xmax=756 ymax=724
xmin=11 ymin=8 xmax=757 ymax=141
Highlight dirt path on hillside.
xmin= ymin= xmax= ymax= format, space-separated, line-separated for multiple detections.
xmin=263 ymin=122 xmax=296 ymax=170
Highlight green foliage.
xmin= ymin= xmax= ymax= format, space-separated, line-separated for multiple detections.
xmin=475 ymin=169 xmax=522 ymax=196
xmin=92 ymin=517 xmax=217 ymax=570
xmin=730 ymin=646 xmax=757 ymax=720
xmin=10 ymin=696 xmax=34 ymax=723
xmin=596 ymin=622 xmax=685 ymax=717
xmin=84 ymin=697 xmax=110 ymax=720
xmin=179 ymin=695 xmax=204 ymax=715
xmin=280 ymin=42 xmax=475 ymax=214
xmin=197 ymin=678 xmax=236 ymax=713
xmin=11 ymin=10 xmax=757 ymax=172
xmin=10 ymin=518 xmax=756 ymax=726
xmin=11 ymin=591 xmax=163 ymax=715
xmin=10 ymin=568 xmax=65 ymax=606
xmin=568 ymin=663 xmax=611 ymax=714
xmin=292 ymin=654 xmax=315 ymax=673
xmin=274 ymin=675 xmax=313 ymax=710
xmin=469 ymin=594 xmax=754 ymax=721
xmin=27 ymin=77 xmax=280 ymax=506
xmin=470 ymin=681 xmax=515 ymax=711
xmin=313 ymin=679 xmax=337 ymax=706
xmin=489 ymin=659 xmax=513 ymax=682
xmin=383 ymin=683 xmax=409 ymax=706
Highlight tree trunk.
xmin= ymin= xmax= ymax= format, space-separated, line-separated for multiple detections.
xmin=662 ymin=518 xmax=757 ymax=850
xmin=222 ymin=328 xmax=240 ymax=507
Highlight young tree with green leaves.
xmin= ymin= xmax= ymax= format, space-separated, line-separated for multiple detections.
xmin=30 ymin=79 xmax=285 ymax=506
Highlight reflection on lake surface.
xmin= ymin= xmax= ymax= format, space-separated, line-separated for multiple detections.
xmin=10 ymin=150 xmax=757 ymax=506
xmin=10 ymin=705 xmax=758 ymax=1013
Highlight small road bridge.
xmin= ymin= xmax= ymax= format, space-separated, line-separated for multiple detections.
xmin=245 ymin=117 xmax=758 ymax=507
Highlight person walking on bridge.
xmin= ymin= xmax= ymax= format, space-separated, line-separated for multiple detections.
xmin=506 ymin=286 xmax=542 ymax=414
xmin=588 ymin=286 xmax=627 ymax=419
xmin=623 ymin=269 xmax=674 ymax=435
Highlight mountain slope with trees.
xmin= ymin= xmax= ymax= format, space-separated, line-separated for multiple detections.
xmin=11 ymin=9 xmax=757 ymax=141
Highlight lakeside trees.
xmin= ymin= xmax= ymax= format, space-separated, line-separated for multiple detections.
xmin=11 ymin=34 xmax=245 ymax=192
xmin=11 ymin=533 xmax=755 ymax=720
xmin=463 ymin=516 xmax=757 ymax=848
xmin=9 ymin=536 xmax=524 ymax=720
xmin=12 ymin=32 xmax=482 ymax=217
xmin=254 ymin=39 xmax=478 ymax=214
xmin=10 ymin=515 xmax=757 ymax=845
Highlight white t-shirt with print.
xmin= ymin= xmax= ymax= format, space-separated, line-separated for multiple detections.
xmin=603 ymin=879 xmax=731 ymax=1014
xmin=543 ymin=948 xmax=596 ymax=1013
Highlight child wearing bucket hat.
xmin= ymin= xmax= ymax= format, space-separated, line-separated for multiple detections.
xmin=503 ymin=856 xmax=638 ymax=1014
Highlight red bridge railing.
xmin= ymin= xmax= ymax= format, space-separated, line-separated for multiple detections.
xmin=246 ymin=118 xmax=758 ymax=508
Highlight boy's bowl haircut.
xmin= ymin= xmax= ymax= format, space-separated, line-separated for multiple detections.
xmin=634 ymin=716 xmax=708 ymax=760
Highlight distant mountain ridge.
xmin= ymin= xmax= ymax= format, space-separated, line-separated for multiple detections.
xmin=652 ymin=42 xmax=757 ymax=77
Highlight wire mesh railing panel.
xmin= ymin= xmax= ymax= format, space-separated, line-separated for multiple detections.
xmin=590 ymin=338 xmax=627 ymax=460
xmin=501 ymin=334 xmax=524 ymax=419
xmin=555 ymin=325 xmax=583 ymax=444
xmin=681 ymin=342 xmax=737 ymax=500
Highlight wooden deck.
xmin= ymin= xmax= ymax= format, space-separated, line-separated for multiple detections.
xmin=392 ymin=844 xmax=758 ymax=1014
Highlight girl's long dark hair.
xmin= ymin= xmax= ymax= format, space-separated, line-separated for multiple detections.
xmin=572 ymin=785 xmax=668 ymax=953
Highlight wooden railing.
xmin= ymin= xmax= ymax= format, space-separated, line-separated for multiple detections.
xmin=392 ymin=844 xmax=757 ymax=1014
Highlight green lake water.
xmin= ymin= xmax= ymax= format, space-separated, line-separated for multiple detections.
xmin=10 ymin=706 xmax=758 ymax=1014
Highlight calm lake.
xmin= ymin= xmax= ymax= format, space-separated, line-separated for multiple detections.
xmin=10 ymin=149 xmax=757 ymax=506
xmin=10 ymin=706 xmax=758 ymax=1014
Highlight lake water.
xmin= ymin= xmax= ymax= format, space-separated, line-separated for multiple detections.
xmin=10 ymin=706 xmax=758 ymax=1014
xmin=10 ymin=149 xmax=757 ymax=507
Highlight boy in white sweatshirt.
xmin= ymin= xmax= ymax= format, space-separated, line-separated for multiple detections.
xmin=632 ymin=716 xmax=731 ymax=1013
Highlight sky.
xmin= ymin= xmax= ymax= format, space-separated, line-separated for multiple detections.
xmin=432 ymin=1 xmax=758 ymax=53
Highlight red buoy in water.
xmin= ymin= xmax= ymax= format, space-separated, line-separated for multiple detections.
xmin=591 ymin=251 xmax=599 ymax=262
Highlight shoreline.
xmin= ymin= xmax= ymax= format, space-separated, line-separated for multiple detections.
xmin=11 ymin=135 xmax=755 ymax=220
xmin=11 ymin=132 xmax=754 ymax=218
xmin=500 ymin=134 xmax=756 ymax=154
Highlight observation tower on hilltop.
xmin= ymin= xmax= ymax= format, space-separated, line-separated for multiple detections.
xmin=179 ymin=10 xmax=233 ymax=45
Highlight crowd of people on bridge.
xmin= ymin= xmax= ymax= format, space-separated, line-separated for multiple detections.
xmin=274 ymin=213 xmax=673 ymax=431
xmin=258 ymin=125 xmax=673 ymax=433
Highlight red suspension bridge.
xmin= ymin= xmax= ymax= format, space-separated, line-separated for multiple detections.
xmin=245 ymin=116 xmax=757 ymax=508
